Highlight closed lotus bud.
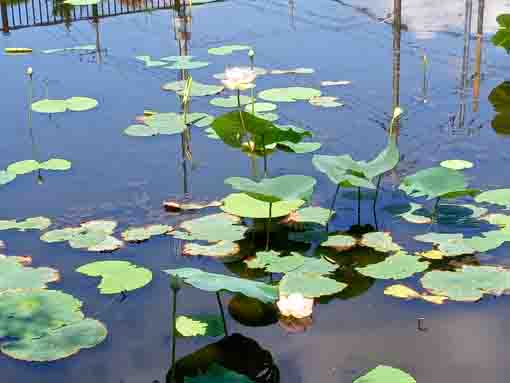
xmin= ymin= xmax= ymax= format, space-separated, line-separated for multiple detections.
xmin=248 ymin=49 xmax=255 ymax=57
xmin=170 ymin=275 xmax=182 ymax=291
xmin=26 ymin=67 xmax=33 ymax=77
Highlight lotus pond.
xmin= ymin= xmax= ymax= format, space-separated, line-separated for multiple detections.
xmin=2 ymin=0 xmax=510 ymax=382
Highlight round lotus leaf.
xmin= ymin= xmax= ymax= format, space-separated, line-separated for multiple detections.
xmin=360 ymin=232 xmax=401 ymax=253
xmin=6 ymin=160 xmax=40 ymax=175
xmin=165 ymin=60 xmax=210 ymax=70
xmin=258 ymin=87 xmax=321 ymax=103
xmin=0 ymin=290 xmax=83 ymax=339
xmin=0 ymin=255 xmax=59 ymax=293
xmin=440 ymin=159 xmax=474 ymax=170
xmin=145 ymin=113 xmax=187 ymax=135
xmin=208 ymin=45 xmax=251 ymax=55
xmin=210 ymin=95 xmax=252 ymax=108
xmin=1 ymin=318 xmax=107 ymax=362
xmin=244 ymin=102 xmax=277 ymax=113
xmin=40 ymin=227 xmax=84 ymax=243
xmin=16 ymin=216 xmax=52 ymax=231
xmin=356 ymin=252 xmax=429 ymax=280
xmin=475 ymin=189 xmax=510 ymax=208
xmin=39 ymin=158 xmax=72 ymax=171
xmin=253 ymin=112 xmax=279 ymax=122
xmin=66 ymin=97 xmax=98 ymax=112
xmin=279 ymin=272 xmax=347 ymax=298
xmin=69 ymin=230 xmax=108 ymax=249
xmin=190 ymin=113 xmax=214 ymax=128
xmin=277 ymin=141 xmax=322 ymax=154
xmin=175 ymin=213 xmax=247 ymax=242
xmin=214 ymin=67 xmax=267 ymax=79
xmin=175 ymin=315 xmax=224 ymax=337
xmin=162 ymin=80 xmax=224 ymax=97
xmin=31 ymin=99 xmax=67 ymax=113
xmin=87 ymin=236 xmax=124 ymax=252
xmin=77 ymin=261 xmax=153 ymax=294
xmin=287 ymin=207 xmax=332 ymax=226
xmin=124 ymin=124 xmax=158 ymax=137
xmin=246 ymin=250 xmax=337 ymax=275
xmin=221 ymin=193 xmax=304 ymax=218
xmin=122 ymin=224 xmax=172 ymax=242
xmin=353 ymin=365 xmax=416 ymax=383
xmin=80 ymin=220 xmax=117 ymax=234
xmin=322 ymin=234 xmax=358 ymax=251
xmin=309 ymin=96 xmax=344 ymax=108
xmin=183 ymin=241 xmax=241 ymax=262
xmin=0 ymin=170 xmax=16 ymax=185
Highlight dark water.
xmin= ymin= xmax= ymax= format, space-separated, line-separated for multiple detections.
xmin=1 ymin=0 xmax=510 ymax=381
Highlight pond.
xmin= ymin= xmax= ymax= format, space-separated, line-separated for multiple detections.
xmin=1 ymin=0 xmax=510 ymax=381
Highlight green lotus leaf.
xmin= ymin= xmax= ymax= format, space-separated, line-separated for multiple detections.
xmin=309 ymin=96 xmax=343 ymax=108
xmin=87 ymin=236 xmax=124 ymax=252
xmin=184 ymin=363 xmax=254 ymax=383
xmin=440 ymin=159 xmax=473 ymax=170
xmin=360 ymin=232 xmax=401 ymax=253
xmin=15 ymin=216 xmax=52 ymax=231
xmin=252 ymin=112 xmax=279 ymax=122
xmin=244 ymin=102 xmax=277 ymax=113
xmin=162 ymin=80 xmax=224 ymax=97
xmin=39 ymin=158 xmax=72 ymax=171
xmin=80 ymin=220 xmax=117 ymax=234
xmin=0 ymin=255 xmax=59 ymax=293
xmin=0 ymin=170 xmax=16 ymax=185
xmin=182 ymin=241 xmax=241 ymax=262
xmin=165 ymin=60 xmax=210 ymax=70
xmin=31 ymin=99 xmax=67 ymax=113
xmin=207 ymin=45 xmax=251 ymax=55
xmin=356 ymin=252 xmax=429 ymax=280
xmin=225 ymin=175 xmax=316 ymax=203
xmin=175 ymin=315 xmax=224 ymax=337
xmin=421 ymin=265 xmax=510 ymax=302
xmin=475 ymin=189 xmax=510 ymax=208
xmin=124 ymin=124 xmax=158 ymax=137
xmin=492 ymin=14 xmax=510 ymax=53
xmin=489 ymin=82 xmax=510 ymax=134
xmin=205 ymin=127 xmax=220 ymax=139
xmin=172 ymin=213 xmax=247 ymax=243
xmin=210 ymin=95 xmax=252 ymax=108
xmin=276 ymin=141 xmax=321 ymax=153
xmin=0 ymin=290 xmax=83 ymax=339
xmin=77 ymin=261 xmax=153 ymax=294
xmin=288 ymin=207 xmax=332 ymax=226
xmin=353 ymin=365 xmax=416 ymax=383
xmin=164 ymin=268 xmax=278 ymax=303
xmin=0 ymin=220 xmax=17 ymax=230
xmin=481 ymin=214 xmax=510 ymax=228
xmin=41 ymin=227 xmax=84 ymax=243
xmin=135 ymin=55 xmax=168 ymax=67
xmin=258 ymin=87 xmax=321 ymax=103
xmin=146 ymin=112 xmax=187 ymax=135
xmin=6 ymin=160 xmax=40 ymax=175
xmin=65 ymin=97 xmax=98 ymax=112
xmin=321 ymin=234 xmax=358 ymax=251
xmin=121 ymin=224 xmax=173 ymax=243
xmin=279 ymin=272 xmax=347 ymax=298
xmin=246 ymin=251 xmax=337 ymax=275
xmin=221 ymin=193 xmax=304 ymax=218
xmin=69 ymin=230 xmax=108 ymax=249
xmin=1 ymin=318 xmax=107 ymax=362
xmin=186 ymin=112 xmax=214 ymax=127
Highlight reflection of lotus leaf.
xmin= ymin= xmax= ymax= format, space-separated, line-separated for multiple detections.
xmin=356 ymin=252 xmax=429 ymax=280
xmin=353 ymin=365 xmax=416 ymax=383
xmin=489 ymin=82 xmax=510 ymax=134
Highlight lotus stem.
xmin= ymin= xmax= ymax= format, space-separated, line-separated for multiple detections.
xmin=170 ymin=286 xmax=179 ymax=382
xmin=266 ymin=202 xmax=273 ymax=251
xmin=262 ymin=134 xmax=268 ymax=177
xmin=432 ymin=197 xmax=441 ymax=223
xmin=357 ymin=187 xmax=362 ymax=226
xmin=326 ymin=184 xmax=341 ymax=232
xmin=216 ymin=292 xmax=228 ymax=336
xmin=237 ymin=89 xmax=247 ymax=137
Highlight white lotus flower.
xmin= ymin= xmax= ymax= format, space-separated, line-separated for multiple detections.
xmin=276 ymin=293 xmax=313 ymax=319
xmin=221 ymin=67 xmax=256 ymax=91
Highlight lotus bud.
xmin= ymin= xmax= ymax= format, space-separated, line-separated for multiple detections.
xmin=26 ymin=67 xmax=33 ymax=77
xmin=248 ymin=49 xmax=255 ymax=58
xmin=170 ymin=275 xmax=182 ymax=292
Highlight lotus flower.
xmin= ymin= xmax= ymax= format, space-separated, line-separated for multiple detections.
xmin=221 ymin=67 xmax=256 ymax=91
xmin=276 ymin=293 xmax=313 ymax=319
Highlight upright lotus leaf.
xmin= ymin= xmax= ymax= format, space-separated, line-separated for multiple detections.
xmin=246 ymin=251 xmax=337 ymax=275
xmin=312 ymin=155 xmax=374 ymax=189
xmin=421 ymin=265 xmax=510 ymax=302
xmin=0 ymin=290 xmax=83 ymax=339
xmin=225 ymin=175 xmax=316 ymax=203
xmin=207 ymin=45 xmax=251 ymax=55
xmin=77 ymin=261 xmax=152 ymax=294
xmin=489 ymin=82 xmax=510 ymax=134
xmin=1 ymin=318 xmax=107 ymax=362
xmin=182 ymin=241 xmax=241 ymax=262
xmin=65 ymin=97 xmax=98 ymax=112
xmin=164 ymin=268 xmax=278 ymax=303
xmin=0 ymin=255 xmax=59 ymax=292
xmin=184 ymin=364 xmax=254 ymax=383
xmin=279 ymin=272 xmax=346 ymax=298
xmin=399 ymin=167 xmax=477 ymax=200
xmin=321 ymin=234 xmax=358 ymax=251
xmin=258 ymin=87 xmax=321 ymax=103
xmin=162 ymin=80 xmax=224 ymax=97
xmin=221 ymin=193 xmax=304 ymax=218
xmin=356 ymin=252 xmax=429 ymax=280
xmin=210 ymin=95 xmax=252 ymax=108
xmin=121 ymin=224 xmax=173 ymax=242
xmin=360 ymin=232 xmax=401 ymax=253
xmin=175 ymin=315 xmax=224 ymax=337
xmin=353 ymin=365 xmax=416 ymax=383
xmin=492 ymin=14 xmax=510 ymax=53
xmin=363 ymin=136 xmax=400 ymax=180
xmin=0 ymin=170 xmax=16 ymax=185
xmin=172 ymin=213 xmax=247 ymax=242
xmin=475 ymin=189 xmax=510 ymax=208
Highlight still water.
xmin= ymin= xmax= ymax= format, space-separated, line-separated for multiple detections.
xmin=1 ymin=0 xmax=510 ymax=381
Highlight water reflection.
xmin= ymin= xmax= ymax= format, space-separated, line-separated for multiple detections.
xmin=488 ymin=82 xmax=510 ymax=136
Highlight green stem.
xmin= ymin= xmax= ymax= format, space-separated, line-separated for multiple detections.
xmin=216 ymin=292 xmax=228 ymax=336
xmin=266 ymin=202 xmax=272 ymax=251
xmin=237 ymin=89 xmax=247 ymax=138
xmin=432 ymin=197 xmax=441 ymax=223
xmin=357 ymin=187 xmax=361 ymax=226
xmin=262 ymin=134 xmax=268 ymax=177
xmin=170 ymin=287 xmax=178 ymax=382
xmin=326 ymin=184 xmax=340 ymax=232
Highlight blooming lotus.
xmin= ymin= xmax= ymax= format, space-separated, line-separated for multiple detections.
xmin=278 ymin=316 xmax=313 ymax=333
xmin=221 ymin=67 xmax=256 ymax=91
xmin=276 ymin=293 xmax=313 ymax=319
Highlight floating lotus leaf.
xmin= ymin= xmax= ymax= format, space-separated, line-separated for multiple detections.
xmin=184 ymin=363 xmax=254 ymax=383
xmin=124 ymin=124 xmax=158 ymax=137
xmin=87 ymin=236 xmax=124 ymax=252
xmin=135 ymin=55 xmax=167 ymax=67
xmin=353 ymin=365 xmax=416 ymax=383
xmin=210 ymin=95 xmax=251 ymax=108
xmin=0 ymin=170 xmax=16 ymax=185
xmin=246 ymin=251 xmax=337 ymax=275
xmin=4 ymin=48 xmax=33 ymax=54
xmin=0 ymin=255 xmax=59 ymax=292
xmin=492 ymin=14 xmax=510 ymax=53
xmin=320 ymin=80 xmax=351 ymax=86
xmin=225 ymin=175 xmax=316 ymax=204
xmin=244 ymin=102 xmax=277 ymax=113
xmin=309 ymin=96 xmax=343 ymax=108
xmin=399 ymin=166 xmax=477 ymax=200
xmin=0 ymin=216 xmax=51 ymax=232
xmin=276 ymin=141 xmax=322 ymax=153
xmin=252 ymin=112 xmax=278 ymax=122
xmin=1 ymin=318 xmax=107 ymax=362
xmin=421 ymin=265 xmax=510 ymax=302
xmin=270 ymin=68 xmax=314 ymax=75
xmin=31 ymin=99 xmax=67 ymax=114
xmin=77 ymin=261 xmax=153 ymax=294
xmin=63 ymin=0 xmax=101 ymax=5
xmin=6 ymin=159 xmax=71 ymax=175
xmin=322 ymin=234 xmax=358 ymax=251
xmin=69 ymin=230 xmax=108 ymax=249
xmin=207 ymin=45 xmax=251 ymax=55
xmin=481 ymin=214 xmax=510 ymax=228
xmin=360 ymin=232 xmax=401 ymax=253
xmin=283 ymin=206 xmax=332 ymax=226
xmin=164 ymin=268 xmax=278 ymax=303
xmin=162 ymin=80 xmax=224 ymax=97
xmin=214 ymin=67 xmax=267 ymax=80
xmin=40 ymin=158 xmax=72 ymax=171
xmin=65 ymin=97 xmax=98 ymax=112
xmin=175 ymin=315 xmax=224 ymax=337
xmin=440 ymin=159 xmax=473 ymax=170
xmin=222 ymin=193 xmax=304 ymax=218
xmin=188 ymin=113 xmax=214 ymax=128
xmin=475 ymin=189 xmax=510 ymax=208
xmin=173 ymin=213 xmax=247 ymax=242
xmin=146 ymin=112 xmax=188 ymax=135
xmin=416 ymin=249 xmax=445 ymax=260
xmin=42 ymin=45 xmax=96 ymax=54
xmin=258 ymin=87 xmax=321 ymax=103
xmin=182 ymin=241 xmax=241 ymax=261
xmin=41 ymin=227 xmax=84 ymax=243
xmin=163 ymin=199 xmax=221 ymax=212
xmin=279 ymin=272 xmax=346 ymax=298
xmin=81 ymin=220 xmax=117 ymax=234
xmin=384 ymin=284 xmax=447 ymax=304
xmin=165 ymin=59 xmax=210 ymax=70
xmin=121 ymin=224 xmax=173 ymax=242
xmin=356 ymin=252 xmax=429 ymax=280
xmin=0 ymin=290 xmax=83 ymax=339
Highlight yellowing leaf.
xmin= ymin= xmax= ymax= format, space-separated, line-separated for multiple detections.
xmin=417 ymin=249 xmax=445 ymax=260
xmin=384 ymin=284 xmax=447 ymax=305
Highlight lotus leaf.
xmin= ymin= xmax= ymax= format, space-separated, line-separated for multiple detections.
xmin=489 ymin=82 xmax=510 ymax=134
xmin=384 ymin=284 xmax=447 ymax=304
xmin=88 ymin=236 xmax=124 ymax=252
xmin=124 ymin=124 xmax=158 ymax=137
xmin=270 ymin=68 xmax=314 ymax=75
xmin=440 ymin=159 xmax=473 ymax=170
xmin=175 ymin=315 xmax=224 ymax=337
xmin=309 ymin=96 xmax=343 ymax=108
xmin=189 ymin=113 xmax=214 ymax=128
xmin=4 ymin=48 xmax=33 ymax=54
xmin=184 ymin=363 xmax=254 ymax=383
xmin=321 ymin=234 xmax=357 ymax=251
xmin=283 ymin=206 xmax=332 ymax=226
xmin=320 ymin=80 xmax=351 ymax=86
xmin=0 ymin=216 xmax=51 ymax=231
xmin=77 ymin=261 xmax=153 ymax=294
xmin=164 ymin=268 xmax=278 ymax=303
xmin=173 ymin=213 xmax=247 ymax=242
xmin=6 ymin=159 xmax=71 ymax=175
xmin=0 ymin=170 xmax=16 ymax=185
xmin=356 ymin=252 xmax=429 ymax=280
xmin=244 ymin=102 xmax=277 ymax=113
xmin=207 ymin=45 xmax=251 ymax=55
xmin=276 ymin=141 xmax=322 ymax=153
xmin=31 ymin=97 xmax=98 ymax=113
xmin=492 ymin=14 xmax=510 ymax=53
xmin=279 ymin=272 xmax=346 ymax=298
xmin=360 ymin=232 xmax=401 ymax=253
xmin=41 ymin=227 xmax=84 ymax=243
xmin=163 ymin=199 xmax=221 ymax=212
xmin=135 ymin=55 xmax=168 ymax=67
xmin=210 ymin=95 xmax=251 ymax=108
xmin=0 ymin=255 xmax=59 ymax=292
xmin=475 ymin=189 xmax=510 ymax=208
xmin=353 ymin=365 xmax=416 ymax=383
xmin=182 ymin=241 xmax=240 ymax=261
xmin=252 ymin=112 xmax=278 ymax=122
xmin=481 ymin=214 xmax=510 ymax=227
xmin=162 ymin=80 xmax=224 ymax=97
xmin=69 ymin=230 xmax=108 ymax=249
xmin=165 ymin=59 xmax=210 ymax=70
xmin=121 ymin=224 xmax=173 ymax=242
xmin=258 ymin=87 xmax=321 ymax=103
xmin=246 ymin=251 xmax=337 ymax=275
xmin=221 ymin=193 xmax=304 ymax=218
xmin=1 ymin=318 xmax=107 ymax=362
